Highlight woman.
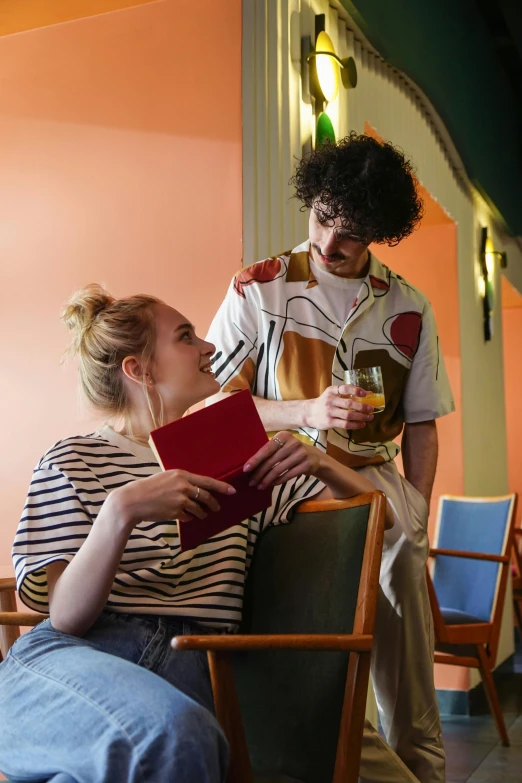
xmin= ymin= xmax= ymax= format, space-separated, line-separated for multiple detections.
xmin=1 ymin=285 xmax=393 ymax=783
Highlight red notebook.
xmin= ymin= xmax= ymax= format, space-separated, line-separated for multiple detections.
xmin=148 ymin=390 xmax=273 ymax=551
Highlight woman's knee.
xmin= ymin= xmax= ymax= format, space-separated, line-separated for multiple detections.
xmin=137 ymin=693 xmax=229 ymax=781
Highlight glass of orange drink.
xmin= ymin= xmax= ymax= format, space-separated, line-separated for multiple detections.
xmin=343 ymin=367 xmax=385 ymax=413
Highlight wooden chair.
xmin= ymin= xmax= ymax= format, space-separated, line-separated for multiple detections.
xmin=0 ymin=577 xmax=47 ymax=661
xmin=426 ymin=493 xmax=517 ymax=747
xmin=512 ymin=522 xmax=522 ymax=637
xmin=172 ymin=492 xmax=386 ymax=783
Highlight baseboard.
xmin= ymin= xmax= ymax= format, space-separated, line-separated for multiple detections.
xmin=436 ymin=636 xmax=520 ymax=715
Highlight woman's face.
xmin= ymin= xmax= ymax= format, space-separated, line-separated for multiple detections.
xmin=149 ymin=303 xmax=219 ymax=417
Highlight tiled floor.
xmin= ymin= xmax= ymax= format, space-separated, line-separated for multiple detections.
xmin=442 ymin=634 xmax=522 ymax=782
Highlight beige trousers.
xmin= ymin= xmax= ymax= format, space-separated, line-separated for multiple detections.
xmin=360 ymin=721 xmax=420 ymax=782
xmin=357 ymin=461 xmax=445 ymax=783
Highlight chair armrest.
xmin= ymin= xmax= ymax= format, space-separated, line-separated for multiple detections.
xmin=429 ymin=548 xmax=508 ymax=563
xmin=0 ymin=612 xmax=48 ymax=626
xmin=295 ymin=493 xmax=376 ymax=514
xmin=171 ymin=633 xmax=373 ymax=652
xmin=0 ymin=578 xmax=17 ymax=592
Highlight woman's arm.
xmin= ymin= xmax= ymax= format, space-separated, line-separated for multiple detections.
xmin=47 ymin=470 xmax=236 ymax=637
xmin=244 ymin=432 xmax=395 ymax=529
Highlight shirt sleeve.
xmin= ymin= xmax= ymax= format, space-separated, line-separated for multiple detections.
xmin=260 ymin=475 xmax=324 ymax=532
xmin=206 ymin=273 xmax=259 ymax=393
xmin=402 ymin=301 xmax=455 ymax=423
xmin=12 ymin=467 xmax=93 ymax=613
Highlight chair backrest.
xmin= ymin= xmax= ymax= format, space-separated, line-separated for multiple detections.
xmin=432 ymin=495 xmax=516 ymax=623
xmin=231 ymin=494 xmax=382 ymax=783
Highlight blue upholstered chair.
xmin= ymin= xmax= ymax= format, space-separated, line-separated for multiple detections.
xmin=426 ymin=493 xmax=517 ymax=746
xmin=172 ymin=492 xmax=386 ymax=783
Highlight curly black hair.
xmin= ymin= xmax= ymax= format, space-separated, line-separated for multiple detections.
xmin=290 ymin=132 xmax=424 ymax=246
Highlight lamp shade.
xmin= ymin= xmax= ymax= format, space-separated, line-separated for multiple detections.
xmin=315 ymin=31 xmax=339 ymax=102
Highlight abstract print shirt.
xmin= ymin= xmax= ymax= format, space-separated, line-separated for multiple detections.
xmin=207 ymin=239 xmax=455 ymax=468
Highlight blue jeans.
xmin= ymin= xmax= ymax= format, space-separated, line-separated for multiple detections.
xmin=0 ymin=611 xmax=229 ymax=783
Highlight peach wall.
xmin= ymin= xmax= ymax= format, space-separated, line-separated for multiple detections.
xmin=364 ymin=124 xmax=467 ymax=691
xmin=0 ymin=0 xmax=157 ymax=36
xmin=0 ymin=0 xmax=242 ymax=570
xmin=372 ymin=220 xmax=468 ymax=692
xmin=372 ymin=220 xmax=463 ymax=523
xmin=502 ymin=280 xmax=522 ymax=504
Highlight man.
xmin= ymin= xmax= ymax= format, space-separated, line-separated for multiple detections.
xmin=207 ymin=132 xmax=454 ymax=782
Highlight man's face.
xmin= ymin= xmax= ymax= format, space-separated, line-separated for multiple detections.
xmin=308 ymin=206 xmax=371 ymax=278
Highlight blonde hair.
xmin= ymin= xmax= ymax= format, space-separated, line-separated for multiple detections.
xmin=62 ymin=284 xmax=164 ymax=426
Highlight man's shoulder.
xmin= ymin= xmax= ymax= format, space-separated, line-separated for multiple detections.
xmin=232 ymin=243 xmax=311 ymax=299
xmin=373 ymin=261 xmax=431 ymax=311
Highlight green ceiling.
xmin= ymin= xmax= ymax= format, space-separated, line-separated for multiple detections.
xmin=341 ymin=0 xmax=522 ymax=236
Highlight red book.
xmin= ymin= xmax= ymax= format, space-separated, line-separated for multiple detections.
xmin=148 ymin=390 xmax=273 ymax=551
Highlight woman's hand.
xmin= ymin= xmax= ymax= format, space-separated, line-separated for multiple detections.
xmin=243 ymin=431 xmax=322 ymax=490
xmin=111 ymin=470 xmax=236 ymax=527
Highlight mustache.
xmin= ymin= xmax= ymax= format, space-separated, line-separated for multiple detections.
xmin=313 ymin=244 xmax=346 ymax=261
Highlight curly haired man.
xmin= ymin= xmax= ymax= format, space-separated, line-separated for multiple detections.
xmin=208 ymin=133 xmax=454 ymax=783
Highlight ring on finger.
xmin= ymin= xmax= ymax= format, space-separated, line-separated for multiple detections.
xmin=272 ymin=436 xmax=284 ymax=450
xmin=193 ymin=486 xmax=201 ymax=501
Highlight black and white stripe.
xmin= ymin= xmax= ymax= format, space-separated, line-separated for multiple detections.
xmin=13 ymin=428 xmax=321 ymax=630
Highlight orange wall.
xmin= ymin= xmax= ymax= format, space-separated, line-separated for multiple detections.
xmin=0 ymin=0 xmax=242 ymax=570
xmin=502 ymin=280 xmax=522 ymax=504
xmin=372 ymin=220 xmax=467 ymax=692
xmin=366 ymin=121 xmax=466 ymax=689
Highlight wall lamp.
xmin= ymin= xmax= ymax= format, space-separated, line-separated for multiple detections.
xmin=307 ymin=30 xmax=358 ymax=105
xmin=302 ymin=14 xmax=357 ymax=146
xmin=478 ymin=226 xmax=507 ymax=342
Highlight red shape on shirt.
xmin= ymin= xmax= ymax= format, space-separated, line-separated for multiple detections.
xmin=234 ymin=257 xmax=282 ymax=298
xmin=389 ymin=312 xmax=422 ymax=360
xmin=369 ymin=274 xmax=390 ymax=291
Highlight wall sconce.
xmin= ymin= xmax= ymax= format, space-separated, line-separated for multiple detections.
xmin=302 ymin=14 xmax=357 ymax=146
xmin=478 ymin=226 xmax=507 ymax=341
xmin=307 ymin=30 xmax=358 ymax=105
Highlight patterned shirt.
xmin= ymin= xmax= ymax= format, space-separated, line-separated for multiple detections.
xmin=13 ymin=426 xmax=321 ymax=629
xmin=207 ymin=239 xmax=455 ymax=468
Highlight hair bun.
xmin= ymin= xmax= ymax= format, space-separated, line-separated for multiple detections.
xmin=62 ymin=284 xmax=114 ymax=352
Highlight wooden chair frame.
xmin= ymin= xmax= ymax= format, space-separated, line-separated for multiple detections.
xmin=0 ymin=578 xmax=48 ymax=661
xmin=426 ymin=493 xmax=518 ymax=747
xmin=512 ymin=526 xmax=522 ymax=635
xmin=171 ymin=491 xmax=386 ymax=783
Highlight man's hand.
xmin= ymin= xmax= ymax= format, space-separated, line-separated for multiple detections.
xmin=304 ymin=385 xmax=375 ymax=431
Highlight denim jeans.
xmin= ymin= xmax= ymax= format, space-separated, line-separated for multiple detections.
xmin=0 ymin=611 xmax=229 ymax=783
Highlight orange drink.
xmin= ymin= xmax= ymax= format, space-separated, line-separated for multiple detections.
xmin=360 ymin=392 xmax=385 ymax=412
xmin=343 ymin=367 xmax=386 ymax=414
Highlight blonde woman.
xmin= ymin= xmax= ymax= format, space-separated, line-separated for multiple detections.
xmin=0 ymin=285 xmax=393 ymax=783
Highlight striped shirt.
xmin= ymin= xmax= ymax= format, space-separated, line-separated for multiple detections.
xmin=13 ymin=426 xmax=322 ymax=630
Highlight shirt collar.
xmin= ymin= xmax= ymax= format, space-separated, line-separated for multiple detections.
xmin=288 ymin=239 xmax=391 ymax=293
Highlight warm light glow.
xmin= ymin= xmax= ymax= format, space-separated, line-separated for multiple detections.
xmin=478 ymin=275 xmax=486 ymax=298
xmin=315 ymin=31 xmax=339 ymax=102
xmin=485 ymin=237 xmax=494 ymax=277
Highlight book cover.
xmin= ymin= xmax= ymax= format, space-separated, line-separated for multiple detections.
xmin=148 ymin=390 xmax=273 ymax=550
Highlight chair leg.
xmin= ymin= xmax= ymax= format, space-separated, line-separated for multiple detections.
xmin=207 ymin=651 xmax=254 ymax=783
xmin=0 ymin=589 xmax=20 ymax=659
xmin=333 ymin=651 xmax=372 ymax=783
xmin=476 ymin=644 xmax=510 ymax=747
xmin=514 ymin=596 xmax=522 ymax=640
